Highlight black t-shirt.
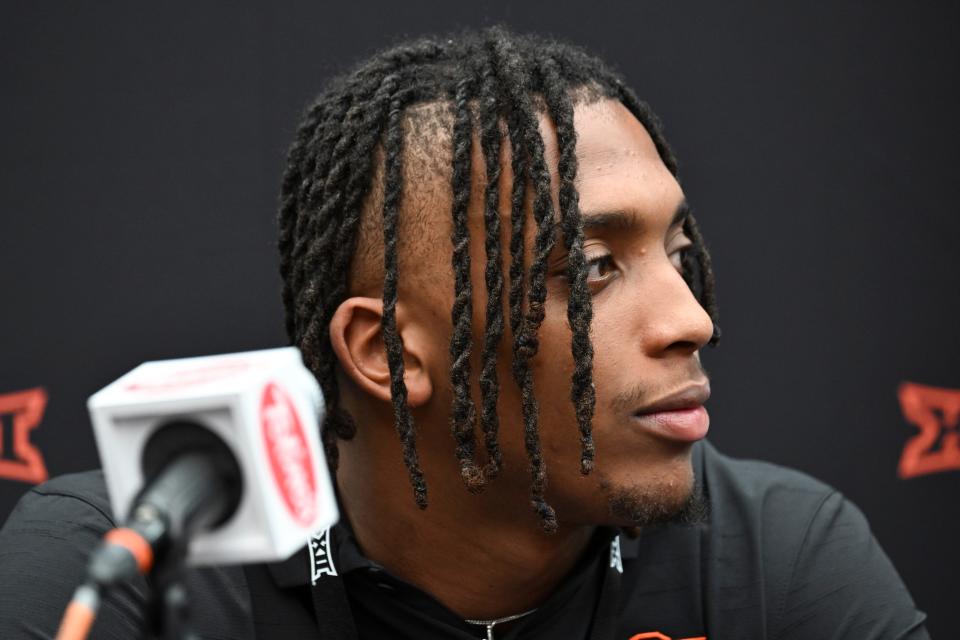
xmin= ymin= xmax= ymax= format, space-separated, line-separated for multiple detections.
xmin=0 ymin=440 xmax=930 ymax=639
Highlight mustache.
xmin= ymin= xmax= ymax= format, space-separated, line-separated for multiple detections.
xmin=609 ymin=360 xmax=711 ymax=415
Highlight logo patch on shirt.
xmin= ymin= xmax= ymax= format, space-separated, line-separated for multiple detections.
xmin=309 ymin=527 xmax=338 ymax=583
xmin=628 ymin=633 xmax=706 ymax=640
xmin=610 ymin=535 xmax=623 ymax=573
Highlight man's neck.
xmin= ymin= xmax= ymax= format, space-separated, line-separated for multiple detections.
xmin=337 ymin=458 xmax=597 ymax=620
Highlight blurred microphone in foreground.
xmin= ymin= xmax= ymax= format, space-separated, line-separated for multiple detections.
xmin=55 ymin=348 xmax=338 ymax=640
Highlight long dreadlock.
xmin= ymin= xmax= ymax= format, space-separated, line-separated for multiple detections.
xmin=278 ymin=28 xmax=721 ymax=530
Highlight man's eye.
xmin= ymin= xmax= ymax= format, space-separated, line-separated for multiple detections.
xmin=585 ymin=254 xmax=616 ymax=282
xmin=669 ymin=236 xmax=694 ymax=273
xmin=669 ymin=247 xmax=686 ymax=272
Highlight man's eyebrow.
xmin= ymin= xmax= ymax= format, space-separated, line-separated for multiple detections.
xmin=580 ymin=199 xmax=690 ymax=234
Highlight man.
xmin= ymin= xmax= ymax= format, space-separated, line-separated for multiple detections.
xmin=0 ymin=28 xmax=928 ymax=639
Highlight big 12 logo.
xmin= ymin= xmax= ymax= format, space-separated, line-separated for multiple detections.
xmin=898 ymin=381 xmax=960 ymax=479
xmin=0 ymin=388 xmax=48 ymax=484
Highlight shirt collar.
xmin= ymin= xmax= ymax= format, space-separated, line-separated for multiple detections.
xmin=265 ymin=520 xmax=624 ymax=590
xmin=266 ymin=517 xmax=367 ymax=588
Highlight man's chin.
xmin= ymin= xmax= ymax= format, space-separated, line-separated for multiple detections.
xmin=604 ymin=475 xmax=709 ymax=528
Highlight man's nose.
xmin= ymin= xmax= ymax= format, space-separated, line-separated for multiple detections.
xmin=639 ymin=262 xmax=715 ymax=358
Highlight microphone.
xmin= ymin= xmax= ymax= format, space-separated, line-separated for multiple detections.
xmin=88 ymin=346 xmax=338 ymax=567
xmin=55 ymin=348 xmax=338 ymax=640
xmin=84 ymin=421 xmax=245 ymax=588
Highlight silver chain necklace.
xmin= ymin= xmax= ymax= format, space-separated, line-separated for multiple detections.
xmin=464 ymin=607 xmax=538 ymax=640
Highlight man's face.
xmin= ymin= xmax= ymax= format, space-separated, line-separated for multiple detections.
xmin=528 ymin=99 xmax=714 ymax=527
xmin=347 ymin=97 xmax=714 ymax=531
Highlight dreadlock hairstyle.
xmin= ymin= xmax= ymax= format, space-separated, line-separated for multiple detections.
xmin=278 ymin=27 xmax=721 ymax=531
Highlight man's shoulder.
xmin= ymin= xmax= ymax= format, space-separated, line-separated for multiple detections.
xmin=698 ymin=438 xmax=837 ymax=526
xmin=33 ymin=468 xmax=110 ymax=498
xmin=0 ymin=470 xmax=257 ymax=639
xmin=0 ymin=470 xmax=125 ymax=638
xmin=693 ymin=440 xmax=928 ymax=638
xmin=4 ymin=469 xmax=115 ymax=528
xmin=696 ymin=439 xmax=847 ymax=582
xmin=0 ymin=470 xmax=118 ymax=549
xmin=694 ymin=440 xmax=844 ymax=610
xmin=698 ymin=438 xmax=834 ymax=493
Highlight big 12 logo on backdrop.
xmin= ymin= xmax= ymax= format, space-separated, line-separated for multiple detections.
xmin=898 ymin=381 xmax=960 ymax=479
xmin=0 ymin=388 xmax=48 ymax=485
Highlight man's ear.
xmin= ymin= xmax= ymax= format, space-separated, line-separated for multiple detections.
xmin=328 ymin=297 xmax=433 ymax=407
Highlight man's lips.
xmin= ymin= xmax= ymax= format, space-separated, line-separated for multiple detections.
xmin=631 ymin=381 xmax=711 ymax=443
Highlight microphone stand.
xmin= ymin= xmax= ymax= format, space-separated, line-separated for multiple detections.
xmin=144 ymin=537 xmax=200 ymax=640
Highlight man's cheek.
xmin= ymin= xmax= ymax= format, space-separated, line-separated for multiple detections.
xmin=591 ymin=342 xmax=631 ymax=403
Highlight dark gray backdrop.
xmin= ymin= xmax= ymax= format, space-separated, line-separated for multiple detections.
xmin=1 ymin=2 xmax=957 ymax=636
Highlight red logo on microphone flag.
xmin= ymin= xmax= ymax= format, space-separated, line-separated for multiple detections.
xmin=260 ymin=382 xmax=317 ymax=526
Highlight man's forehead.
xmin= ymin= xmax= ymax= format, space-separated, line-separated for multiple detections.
xmin=402 ymin=96 xmax=662 ymax=180
xmin=538 ymin=99 xmax=681 ymax=222
xmin=569 ymin=100 xmax=665 ymax=179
